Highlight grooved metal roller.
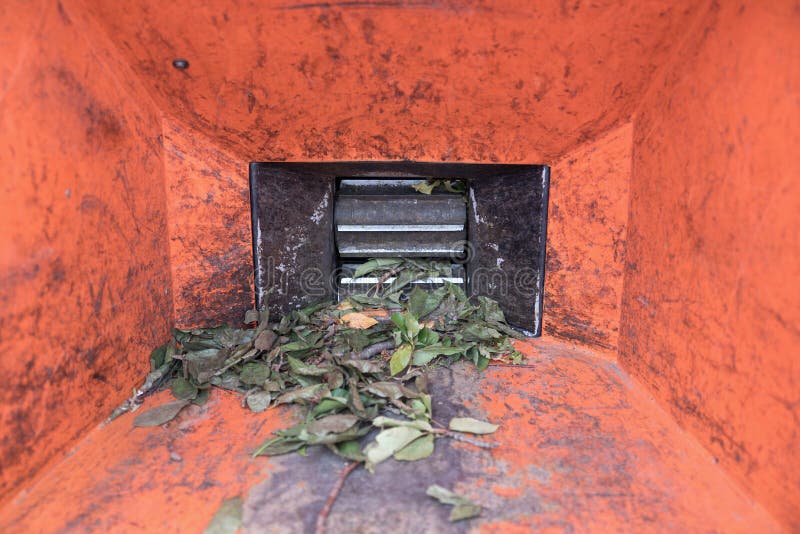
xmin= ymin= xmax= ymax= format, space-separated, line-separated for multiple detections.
xmin=334 ymin=179 xmax=467 ymax=258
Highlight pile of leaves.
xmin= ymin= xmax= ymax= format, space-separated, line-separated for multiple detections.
xmin=117 ymin=258 xmax=525 ymax=522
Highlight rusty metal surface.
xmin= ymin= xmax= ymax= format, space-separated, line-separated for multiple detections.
xmin=250 ymin=164 xmax=336 ymax=316
xmin=468 ymin=167 xmax=550 ymax=334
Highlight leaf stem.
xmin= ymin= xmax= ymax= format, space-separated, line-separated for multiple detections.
xmin=315 ymin=461 xmax=359 ymax=534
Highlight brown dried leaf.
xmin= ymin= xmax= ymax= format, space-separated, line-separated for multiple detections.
xmin=340 ymin=312 xmax=379 ymax=330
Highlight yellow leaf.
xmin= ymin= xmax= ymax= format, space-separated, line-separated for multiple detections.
xmin=337 ymin=301 xmax=354 ymax=311
xmin=340 ymin=312 xmax=379 ymax=329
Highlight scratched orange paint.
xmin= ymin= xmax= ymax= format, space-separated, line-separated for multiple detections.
xmin=0 ymin=0 xmax=797 ymax=530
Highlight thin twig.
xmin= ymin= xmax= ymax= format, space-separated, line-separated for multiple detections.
xmin=315 ymin=462 xmax=359 ymax=534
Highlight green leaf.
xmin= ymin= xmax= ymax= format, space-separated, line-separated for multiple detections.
xmin=353 ymin=258 xmax=403 ymax=278
xmin=149 ymin=343 xmax=168 ymax=372
xmin=416 ymin=327 xmax=439 ymax=347
xmin=133 ymin=399 xmax=190 ymax=427
xmin=412 ymin=345 xmax=466 ymax=366
xmin=238 ymin=362 xmax=271 ymax=385
xmin=461 ymin=324 xmax=502 ymax=342
xmin=311 ymin=396 xmax=348 ymax=417
xmin=407 ymin=286 xmax=445 ymax=319
xmin=252 ymin=435 xmax=305 ymax=457
xmin=171 ymin=377 xmax=199 ymax=400
xmin=389 ymin=343 xmax=413 ymax=376
xmin=426 ymin=485 xmax=482 ymax=522
xmin=245 ymin=391 xmax=272 ymax=412
xmin=344 ymin=330 xmax=371 ymax=352
xmin=192 ymin=387 xmax=211 ymax=406
xmin=448 ymin=417 xmax=499 ymax=434
xmin=476 ymin=296 xmax=506 ymax=323
xmin=449 ymin=503 xmax=481 ymax=522
xmin=364 ymin=426 xmax=424 ymax=470
xmin=404 ymin=313 xmax=421 ymax=340
xmin=329 ymin=439 xmax=366 ymax=462
xmin=394 ymin=433 xmax=435 ymax=461
xmin=203 ymin=497 xmax=242 ymax=534
xmin=391 ymin=312 xmax=406 ymax=331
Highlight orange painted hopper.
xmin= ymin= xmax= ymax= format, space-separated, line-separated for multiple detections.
xmin=0 ymin=0 xmax=797 ymax=531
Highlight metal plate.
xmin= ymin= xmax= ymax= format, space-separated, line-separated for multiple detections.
xmin=250 ymin=162 xmax=549 ymax=334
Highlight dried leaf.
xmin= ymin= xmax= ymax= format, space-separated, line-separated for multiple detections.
xmin=341 ymin=358 xmax=384 ymax=374
xmin=254 ymin=329 xmax=277 ymax=351
xmin=133 ymin=399 xmax=190 ymax=427
xmin=274 ymin=384 xmax=329 ymax=406
xmin=426 ymin=485 xmax=482 ymax=522
xmin=412 ymin=180 xmax=439 ymax=194
xmin=365 ymin=381 xmax=418 ymax=400
xmin=448 ymin=417 xmax=499 ymax=435
xmin=360 ymin=308 xmax=390 ymax=320
xmin=239 ymin=362 xmax=271 ymax=385
xmin=185 ymin=348 xmax=228 ymax=383
xmin=340 ymin=312 xmax=379 ymax=330
xmin=288 ymin=356 xmax=333 ymax=376
xmin=307 ymin=414 xmax=359 ymax=436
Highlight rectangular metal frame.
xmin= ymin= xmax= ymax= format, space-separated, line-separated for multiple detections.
xmin=250 ymin=162 xmax=549 ymax=335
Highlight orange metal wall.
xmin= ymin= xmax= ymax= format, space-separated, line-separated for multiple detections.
xmin=619 ymin=1 xmax=800 ymax=528
xmin=546 ymin=124 xmax=631 ymax=351
xmin=1 ymin=0 xmax=798 ymax=528
xmin=162 ymin=119 xmax=253 ymax=327
xmin=83 ymin=0 xmax=702 ymax=162
xmin=0 ymin=0 xmax=173 ymax=504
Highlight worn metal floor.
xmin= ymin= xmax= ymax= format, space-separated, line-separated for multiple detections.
xmin=0 ymin=338 xmax=780 ymax=532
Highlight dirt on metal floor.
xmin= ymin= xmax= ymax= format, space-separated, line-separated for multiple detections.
xmin=0 ymin=338 xmax=780 ymax=533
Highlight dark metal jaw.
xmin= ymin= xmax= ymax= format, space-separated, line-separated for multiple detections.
xmin=249 ymin=162 xmax=549 ymax=335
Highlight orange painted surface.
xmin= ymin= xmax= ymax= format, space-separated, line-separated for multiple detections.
xmin=0 ymin=389 xmax=293 ymax=533
xmin=0 ymin=338 xmax=780 ymax=532
xmin=162 ymin=118 xmax=254 ymax=327
xmin=619 ymin=1 xmax=800 ymax=529
xmin=0 ymin=0 xmax=797 ymax=529
xmin=545 ymin=123 xmax=631 ymax=351
xmin=0 ymin=0 xmax=172 ymax=505
xmin=83 ymin=0 xmax=702 ymax=162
